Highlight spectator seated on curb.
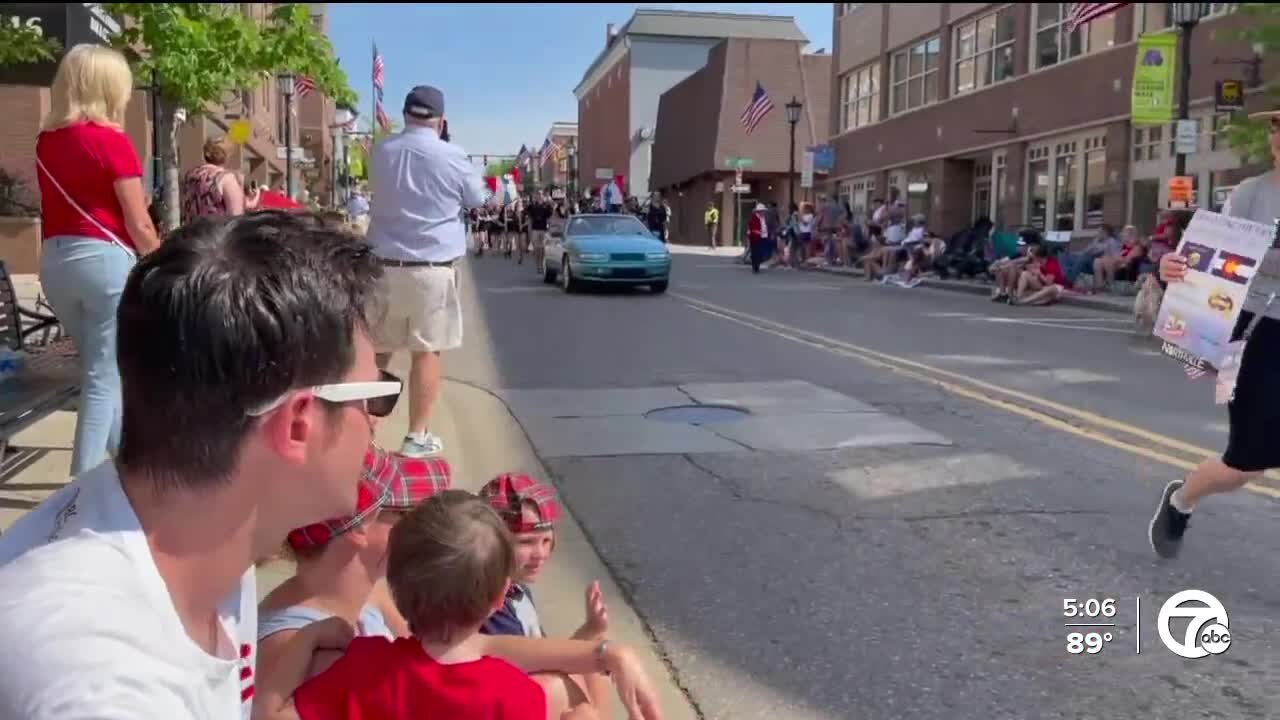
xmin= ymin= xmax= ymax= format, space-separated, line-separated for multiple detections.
xmin=858 ymin=224 xmax=888 ymax=280
xmin=1010 ymin=244 xmax=1066 ymax=306
xmin=478 ymin=474 xmax=614 ymax=718
xmin=989 ymin=230 xmax=1040 ymax=302
xmin=1064 ymin=224 xmax=1120 ymax=286
xmin=261 ymin=491 xmax=619 ymax=720
xmin=1092 ymin=225 xmax=1146 ymax=293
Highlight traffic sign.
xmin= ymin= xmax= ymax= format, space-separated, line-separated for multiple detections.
xmin=731 ymin=184 xmax=751 ymax=194
xmin=724 ymin=156 xmax=754 ymax=169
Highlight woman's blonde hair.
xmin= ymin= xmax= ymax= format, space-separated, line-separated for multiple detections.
xmin=42 ymin=44 xmax=134 ymax=132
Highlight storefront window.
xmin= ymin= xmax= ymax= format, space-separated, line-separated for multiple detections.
xmin=1029 ymin=158 xmax=1050 ymax=231
xmin=907 ymin=177 xmax=930 ymax=219
xmin=1084 ymin=149 xmax=1106 ymax=228
xmin=1054 ymin=154 xmax=1077 ymax=231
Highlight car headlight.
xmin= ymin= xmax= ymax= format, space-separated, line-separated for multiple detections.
xmin=646 ymin=252 xmax=670 ymax=261
xmin=576 ymin=252 xmax=609 ymax=262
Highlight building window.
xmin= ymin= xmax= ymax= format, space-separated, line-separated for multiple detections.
xmin=1054 ymin=142 xmax=1078 ymax=231
xmin=890 ymin=37 xmax=940 ymax=114
xmin=953 ymin=6 xmax=1016 ymax=95
xmin=1210 ymin=112 xmax=1232 ymax=151
xmin=1083 ymin=138 xmax=1106 ymax=229
xmin=1133 ymin=126 xmax=1163 ymax=161
xmin=1033 ymin=2 xmax=1114 ymax=70
xmin=839 ymin=63 xmax=880 ymax=132
xmin=1138 ymin=2 xmax=1237 ymax=33
xmin=1028 ymin=133 xmax=1107 ymax=232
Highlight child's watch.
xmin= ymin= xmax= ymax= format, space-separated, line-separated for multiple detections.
xmin=594 ymin=639 xmax=612 ymax=676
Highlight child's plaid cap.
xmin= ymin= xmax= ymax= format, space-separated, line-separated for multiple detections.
xmin=478 ymin=473 xmax=561 ymax=533
xmin=286 ymin=446 xmax=450 ymax=551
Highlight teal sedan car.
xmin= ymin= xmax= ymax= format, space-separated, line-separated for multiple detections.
xmin=542 ymin=214 xmax=671 ymax=294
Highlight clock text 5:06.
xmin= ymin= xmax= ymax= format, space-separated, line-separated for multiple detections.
xmin=1063 ymin=598 xmax=1116 ymax=618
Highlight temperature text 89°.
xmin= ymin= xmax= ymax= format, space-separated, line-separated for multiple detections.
xmin=1067 ymin=631 xmax=1113 ymax=654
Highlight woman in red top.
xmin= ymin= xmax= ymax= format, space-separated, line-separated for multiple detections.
xmin=747 ymin=202 xmax=769 ymax=274
xmin=35 ymin=44 xmax=160 ymax=475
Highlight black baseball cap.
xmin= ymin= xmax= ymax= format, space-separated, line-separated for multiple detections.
xmin=404 ymin=85 xmax=445 ymax=119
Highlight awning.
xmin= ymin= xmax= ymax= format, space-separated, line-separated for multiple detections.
xmin=1067 ymin=2 xmax=1129 ymax=33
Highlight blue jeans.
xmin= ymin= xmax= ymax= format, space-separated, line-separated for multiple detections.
xmin=39 ymin=236 xmax=134 ymax=475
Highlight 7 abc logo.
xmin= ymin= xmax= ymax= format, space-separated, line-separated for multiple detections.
xmin=1158 ymin=590 xmax=1232 ymax=659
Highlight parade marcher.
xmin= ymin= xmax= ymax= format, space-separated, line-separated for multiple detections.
xmin=367 ymin=85 xmax=491 ymax=458
xmin=1149 ymin=108 xmax=1280 ymax=558
xmin=528 ymin=191 xmax=553 ymax=273
xmin=748 ymin=202 xmax=770 ymax=274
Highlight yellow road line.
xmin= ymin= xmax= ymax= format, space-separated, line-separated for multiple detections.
xmin=676 ymin=294 xmax=1280 ymax=500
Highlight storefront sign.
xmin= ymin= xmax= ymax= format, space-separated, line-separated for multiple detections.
xmin=1168 ymin=175 xmax=1194 ymax=209
xmin=0 ymin=3 xmax=120 ymax=85
xmin=806 ymin=145 xmax=834 ymax=172
xmin=1132 ymin=32 xmax=1177 ymax=126
xmin=1175 ymin=119 xmax=1199 ymax=155
xmin=800 ymin=150 xmax=814 ymax=189
xmin=1214 ymin=80 xmax=1244 ymax=113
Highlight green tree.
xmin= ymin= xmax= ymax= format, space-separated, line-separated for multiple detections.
xmin=103 ymin=3 xmax=356 ymax=227
xmin=485 ymin=159 xmax=516 ymax=177
xmin=1224 ymin=3 xmax=1280 ymax=162
xmin=0 ymin=20 xmax=62 ymax=66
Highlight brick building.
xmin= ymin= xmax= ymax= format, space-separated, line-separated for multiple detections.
xmin=574 ymin=8 xmax=808 ymax=199
xmin=827 ymin=2 xmax=1266 ymax=239
xmin=537 ymin=121 xmax=578 ymax=193
xmin=651 ymin=40 xmax=831 ymax=247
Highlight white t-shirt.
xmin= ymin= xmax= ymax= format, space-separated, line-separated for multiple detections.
xmin=0 ymin=462 xmax=258 ymax=720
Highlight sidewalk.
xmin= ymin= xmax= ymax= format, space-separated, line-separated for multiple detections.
xmin=803 ymin=263 xmax=1134 ymax=315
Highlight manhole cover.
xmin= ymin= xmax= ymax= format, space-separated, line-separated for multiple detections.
xmin=644 ymin=404 xmax=749 ymax=425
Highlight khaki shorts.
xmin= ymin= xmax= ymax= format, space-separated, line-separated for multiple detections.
xmin=371 ymin=264 xmax=463 ymax=354
xmin=531 ymin=229 xmax=547 ymax=248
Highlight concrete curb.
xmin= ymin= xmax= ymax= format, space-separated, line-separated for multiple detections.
xmin=804 ymin=265 xmax=1133 ymax=315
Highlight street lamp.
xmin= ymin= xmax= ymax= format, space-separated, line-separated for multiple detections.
xmin=785 ymin=96 xmax=803 ymax=213
xmin=566 ymin=140 xmax=578 ymax=201
xmin=1171 ymin=3 xmax=1212 ymax=182
xmin=278 ymin=72 xmax=296 ymax=200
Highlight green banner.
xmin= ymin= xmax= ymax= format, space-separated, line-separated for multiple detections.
xmin=1132 ymin=32 xmax=1177 ymax=126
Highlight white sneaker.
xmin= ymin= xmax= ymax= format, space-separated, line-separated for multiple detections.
xmin=400 ymin=432 xmax=444 ymax=457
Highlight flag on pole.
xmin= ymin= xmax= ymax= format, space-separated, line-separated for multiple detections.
xmin=295 ymin=75 xmax=316 ymax=98
xmin=372 ymin=43 xmax=385 ymax=97
xmin=1066 ymin=3 xmax=1127 ymax=33
xmin=740 ymin=81 xmax=775 ymax=135
xmin=375 ymin=103 xmax=391 ymax=132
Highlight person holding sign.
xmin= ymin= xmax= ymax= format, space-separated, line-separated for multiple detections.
xmin=1149 ymin=109 xmax=1280 ymax=559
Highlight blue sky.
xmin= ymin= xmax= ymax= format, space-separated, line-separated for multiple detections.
xmin=327 ymin=3 xmax=833 ymax=158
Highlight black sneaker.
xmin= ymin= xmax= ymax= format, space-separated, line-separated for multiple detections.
xmin=1149 ymin=479 xmax=1191 ymax=558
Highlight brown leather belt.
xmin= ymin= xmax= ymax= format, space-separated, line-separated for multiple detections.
xmin=377 ymin=258 xmax=456 ymax=268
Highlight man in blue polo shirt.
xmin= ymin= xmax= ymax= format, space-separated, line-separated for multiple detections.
xmin=367 ymin=85 xmax=492 ymax=457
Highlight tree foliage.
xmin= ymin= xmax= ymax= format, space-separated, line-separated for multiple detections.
xmin=103 ymin=3 xmax=356 ymax=113
xmin=0 ymin=20 xmax=62 ymax=66
xmin=485 ymin=159 xmax=516 ymax=178
xmin=1223 ymin=3 xmax=1280 ymax=162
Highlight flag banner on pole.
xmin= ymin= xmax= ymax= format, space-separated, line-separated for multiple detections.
xmin=740 ymin=81 xmax=775 ymax=135
xmin=1131 ymin=31 xmax=1177 ymax=126
xmin=1067 ymin=3 xmax=1128 ymax=33
xmin=296 ymin=75 xmax=316 ymax=98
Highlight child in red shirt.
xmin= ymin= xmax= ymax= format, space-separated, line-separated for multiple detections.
xmin=286 ymin=490 xmax=554 ymax=720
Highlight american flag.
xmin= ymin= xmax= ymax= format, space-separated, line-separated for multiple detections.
xmin=375 ymin=102 xmax=391 ymax=132
xmin=540 ymin=138 xmax=558 ymax=164
xmin=740 ymin=81 xmax=775 ymax=135
xmin=1066 ymin=2 xmax=1127 ymax=33
xmin=372 ymin=43 xmax=385 ymax=96
xmin=295 ymin=75 xmax=315 ymax=98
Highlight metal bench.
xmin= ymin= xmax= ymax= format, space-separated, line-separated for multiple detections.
xmin=0 ymin=260 xmax=78 ymax=478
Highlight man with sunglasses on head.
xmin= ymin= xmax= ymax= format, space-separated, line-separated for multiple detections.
xmin=1150 ymin=109 xmax=1280 ymax=559
xmin=0 ymin=211 xmax=399 ymax=720
xmin=366 ymin=85 xmax=493 ymax=458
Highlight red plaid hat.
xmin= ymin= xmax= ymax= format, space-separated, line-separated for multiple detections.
xmin=287 ymin=446 xmax=405 ymax=551
xmin=479 ymin=473 xmax=561 ymax=533
xmin=382 ymin=452 xmax=452 ymax=510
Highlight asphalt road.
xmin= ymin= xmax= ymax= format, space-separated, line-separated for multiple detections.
xmin=451 ymin=247 xmax=1280 ymax=720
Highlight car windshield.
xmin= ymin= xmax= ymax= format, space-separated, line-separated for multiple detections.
xmin=567 ymin=216 xmax=650 ymax=237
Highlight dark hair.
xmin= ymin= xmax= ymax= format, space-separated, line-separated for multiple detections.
xmin=115 ymin=211 xmax=382 ymax=489
xmin=387 ymin=490 xmax=515 ymax=642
